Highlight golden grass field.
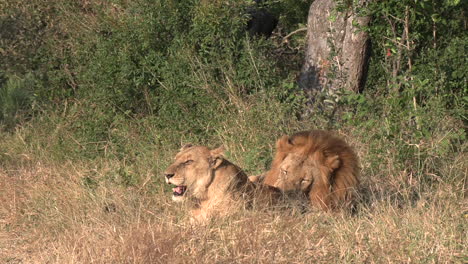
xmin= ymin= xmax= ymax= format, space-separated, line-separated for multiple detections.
xmin=1 ymin=126 xmax=466 ymax=263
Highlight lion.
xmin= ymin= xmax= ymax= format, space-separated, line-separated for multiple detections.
xmin=164 ymin=144 xmax=281 ymax=223
xmin=260 ymin=130 xmax=360 ymax=210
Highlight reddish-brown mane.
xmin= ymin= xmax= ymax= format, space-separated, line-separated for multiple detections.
xmin=263 ymin=130 xmax=360 ymax=210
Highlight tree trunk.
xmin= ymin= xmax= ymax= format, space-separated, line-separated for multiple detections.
xmin=298 ymin=0 xmax=371 ymax=97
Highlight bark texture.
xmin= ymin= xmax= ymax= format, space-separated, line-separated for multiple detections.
xmin=298 ymin=0 xmax=371 ymax=95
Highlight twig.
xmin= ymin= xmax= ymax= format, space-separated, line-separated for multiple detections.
xmin=381 ymin=36 xmax=407 ymax=48
xmin=404 ymin=6 xmax=419 ymax=130
xmin=282 ymin=27 xmax=307 ymax=43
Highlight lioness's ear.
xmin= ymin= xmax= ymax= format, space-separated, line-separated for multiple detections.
xmin=276 ymin=135 xmax=293 ymax=152
xmin=248 ymin=174 xmax=265 ymax=183
xmin=210 ymin=146 xmax=225 ymax=169
xmin=180 ymin=143 xmax=193 ymax=151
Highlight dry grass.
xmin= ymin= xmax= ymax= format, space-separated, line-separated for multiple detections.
xmin=1 ymin=150 xmax=466 ymax=264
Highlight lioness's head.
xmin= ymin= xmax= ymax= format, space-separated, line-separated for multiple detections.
xmin=163 ymin=144 xmax=224 ymax=202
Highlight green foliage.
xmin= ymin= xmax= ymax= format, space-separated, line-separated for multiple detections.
xmin=365 ymin=0 xmax=467 ymax=96
xmin=0 ymin=74 xmax=36 ymax=128
xmin=268 ymin=0 xmax=312 ymax=30
xmin=47 ymin=0 xmax=292 ymax=150
xmin=336 ymin=0 xmax=468 ymax=188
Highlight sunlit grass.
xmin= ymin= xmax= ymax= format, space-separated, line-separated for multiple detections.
xmin=1 ymin=117 xmax=465 ymax=263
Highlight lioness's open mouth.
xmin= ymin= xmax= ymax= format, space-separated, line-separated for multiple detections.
xmin=172 ymin=185 xmax=187 ymax=196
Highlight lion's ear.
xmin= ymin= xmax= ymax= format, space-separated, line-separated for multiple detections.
xmin=180 ymin=143 xmax=193 ymax=151
xmin=276 ymin=135 xmax=293 ymax=152
xmin=210 ymin=146 xmax=225 ymax=169
xmin=325 ymin=155 xmax=340 ymax=170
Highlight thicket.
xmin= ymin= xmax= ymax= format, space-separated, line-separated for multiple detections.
xmin=0 ymin=0 xmax=466 ymax=192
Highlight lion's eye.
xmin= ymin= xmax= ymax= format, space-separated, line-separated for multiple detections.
xmin=280 ymin=168 xmax=287 ymax=176
xmin=184 ymin=160 xmax=194 ymax=165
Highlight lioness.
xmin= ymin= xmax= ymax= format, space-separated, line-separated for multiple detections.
xmin=164 ymin=144 xmax=281 ymax=223
xmin=260 ymin=130 xmax=360 ymax=210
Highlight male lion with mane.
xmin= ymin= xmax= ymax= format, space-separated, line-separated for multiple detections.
xmin=164 ymin=144 xmax=281 ymax=223
xmin=259 ymin=130 xmax=360 ymax=210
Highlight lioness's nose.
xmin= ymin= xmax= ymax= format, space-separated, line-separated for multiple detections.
xmin=165 ymin=173 xmax=174 ymax=179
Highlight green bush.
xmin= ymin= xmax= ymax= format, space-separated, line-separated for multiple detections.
xmin=0 ymin=74 xmax=36 ymax=129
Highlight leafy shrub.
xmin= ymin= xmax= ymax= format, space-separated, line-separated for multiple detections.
xmin=0 ymin=74 xmax=36 ymax=129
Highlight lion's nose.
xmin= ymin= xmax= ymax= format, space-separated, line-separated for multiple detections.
xmin=165 ymin=173 xmax=174 ymax=179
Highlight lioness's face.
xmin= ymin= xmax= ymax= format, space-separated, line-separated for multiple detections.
xmin=268 ymin=153 xmax=320 ymax=192
xmin=163 ymin=145 xmax=222 ymax=202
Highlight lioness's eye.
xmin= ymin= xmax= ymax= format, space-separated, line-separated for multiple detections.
xmin=184 ymin=160 xmax=193 ymax=165
xmin=280 ymin=168 xmax=287 ymax=175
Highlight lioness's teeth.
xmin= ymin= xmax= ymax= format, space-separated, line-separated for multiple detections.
xmin=172 ymin=186 xmax=185 ymax=195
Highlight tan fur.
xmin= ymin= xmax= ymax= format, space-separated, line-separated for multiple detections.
xmin=262 ymin=130 xmax=360 ymax=210
xmin=164 ymin=145 xmax=280 ymax=223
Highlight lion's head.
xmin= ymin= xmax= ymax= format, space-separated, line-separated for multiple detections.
xmin=262 ymin=130 xmax=359 ymax=210
xmin=163 ymin=144 xmax=225 ymax=202
xmin=263 ymin=133 xmax=310 ymax=187
xmin=272 ymin=152 xmax=318 ymax=191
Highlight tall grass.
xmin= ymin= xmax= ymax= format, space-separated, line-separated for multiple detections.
xmin=0 ymin=102 xmax=466 ymax=263
xmin=0 ymin=155 xmax=465 ymax=263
